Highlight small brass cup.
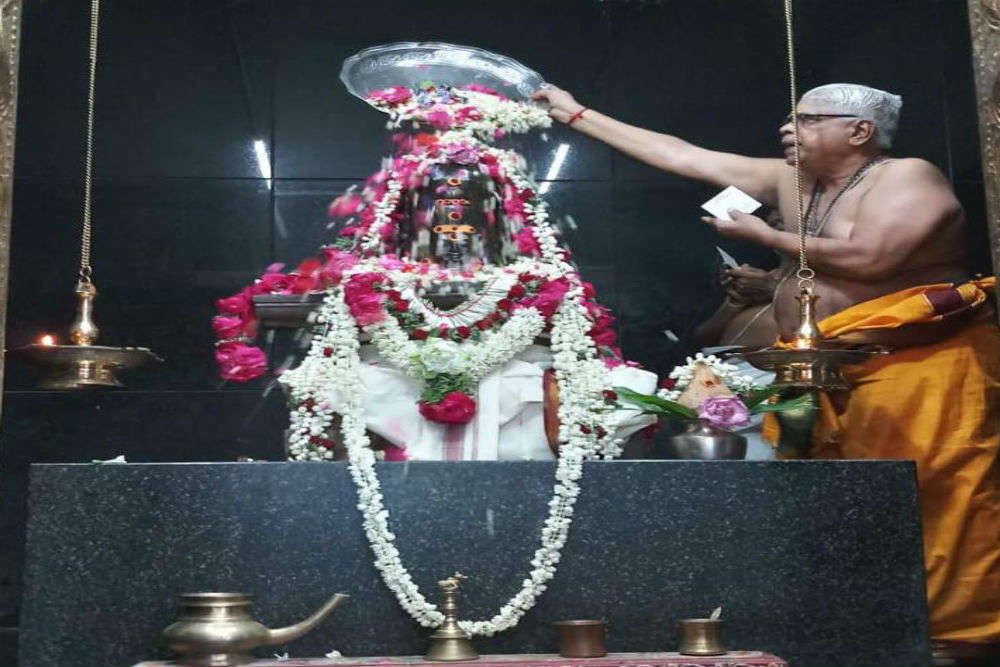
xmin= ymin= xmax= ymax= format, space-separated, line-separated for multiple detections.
xmin=554 ymin=619 xmax=606 ymax=658
xmin=677 ymin=618 xmax=725 ymax=656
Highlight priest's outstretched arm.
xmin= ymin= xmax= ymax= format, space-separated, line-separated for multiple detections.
xmin=532 ymin=85 xmax=784 ymax=206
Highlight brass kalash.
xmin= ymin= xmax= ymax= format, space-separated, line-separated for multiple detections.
xmin=11 ymin=0 xmax=158 ymax=388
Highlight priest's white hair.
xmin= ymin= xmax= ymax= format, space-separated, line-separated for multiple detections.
xmin=802 ymin=83 xmax=903 ymax=150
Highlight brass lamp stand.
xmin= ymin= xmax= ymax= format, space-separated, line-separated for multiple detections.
xmin=11 ymin=0 xmax=158 ymax=388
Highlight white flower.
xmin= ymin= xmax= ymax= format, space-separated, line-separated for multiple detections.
xmin=417 ymin=338 xmax=467 ymax=374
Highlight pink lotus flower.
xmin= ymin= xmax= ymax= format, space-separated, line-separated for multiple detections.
xmin=419 ymin=391 xmax=477 ymax=425
xmin=697 ymin=396 xmax=751 ymax=429
xmin=215 ymin=342 xmax=267 ymax=382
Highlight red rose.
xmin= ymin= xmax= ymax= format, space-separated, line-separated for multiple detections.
xmin=518 ymin=272 xmax=534 ymax=283
xmin=323 ymin=347 xmax=333 ymax=357
xmin=508 ymin=284 xmax=526 ymax=298
xmin=418 ymin=391 xmax=477 ymax=424
xmin=603 ymin=389 xmax=618 ymax=402
xmin=659 ymin=377 xmax=677 ymax=390
xmin=412 ymin=329 xmax=429 ymax=340
xmin=596 ymin=426 xmax=608 ymax=438
xmin=579 ymin=424 xmax=592 ymax=434
xmin=392 ymin=299 xmax=410 ymax=312
xmin=457 ymin=326 xmax=472 ymax=339
xmin=497 ymin=299 xmax=513 ymax=312
xmin=476 ymin=319 xmax=491 ymax=331
xmin=490 ymin=312 xmax=503 ymax=323
xmin=438 ymin=326 xmax=451 ymax=338
xmin=386 ymin=290 xmax=402 ymax=301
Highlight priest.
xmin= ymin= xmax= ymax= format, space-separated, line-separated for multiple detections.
xmin=533 ymin=82 xmax=1000 ymax=650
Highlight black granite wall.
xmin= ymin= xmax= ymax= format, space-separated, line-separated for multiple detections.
xmin=0 ymin=1 xmax=986 ymax=663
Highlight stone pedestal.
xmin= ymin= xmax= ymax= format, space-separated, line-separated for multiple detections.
xmin=19 ymin=461 xmax=929 ymax=667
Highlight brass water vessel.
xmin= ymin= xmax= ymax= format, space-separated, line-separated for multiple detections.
xmin=162 ymin=591 xmax=349 ymax=667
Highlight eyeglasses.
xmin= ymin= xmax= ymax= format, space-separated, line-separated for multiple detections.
xmin=783 ymin=113 xmax=860 ymax=126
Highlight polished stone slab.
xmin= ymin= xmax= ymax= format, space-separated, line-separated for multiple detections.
xmin=135 ymin=651 xmax=788 ymax=666
xmin=20 ymin=461 xmax=929 ymax=667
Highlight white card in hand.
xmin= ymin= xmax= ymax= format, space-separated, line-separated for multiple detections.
xmin=701 ymin=186 xmax=762 ymax=221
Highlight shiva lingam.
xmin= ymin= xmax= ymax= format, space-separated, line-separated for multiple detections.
xmin=739 ymin=287 xmax=880 ymax=391
xmin=12 ymin=280 xmax=160 ymax=389
xmin=425 ymin=572 xmax=479 ymax=661
xmin=162 ymin=591 xmax=349 ymax=667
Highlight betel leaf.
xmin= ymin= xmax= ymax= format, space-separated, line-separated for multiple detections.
xmin=612 ymin=386 xmax=698 ymax=420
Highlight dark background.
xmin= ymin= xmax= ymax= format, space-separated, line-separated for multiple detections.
xmin=0 ymin=0 xmax=987 ymax=663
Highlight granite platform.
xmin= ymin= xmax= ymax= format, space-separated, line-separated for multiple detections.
xmin=19 ymin=461 xmax=930 ymax=667
xmin=135 ymin=652 xmax=788 ymax=666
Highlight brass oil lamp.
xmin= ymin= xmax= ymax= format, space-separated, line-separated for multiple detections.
xmin=12 ymin=0 xmax=158 ymax=388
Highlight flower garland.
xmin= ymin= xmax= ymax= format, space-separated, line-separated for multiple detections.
xmin=217 ymin=85 xmax=641 ymax=637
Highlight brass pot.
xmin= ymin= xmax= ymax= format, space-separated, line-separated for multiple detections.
xmin=663 ymin=421 xmax=747 ymax=460
xmin=162 ymin=591 xmax=348 ymax=667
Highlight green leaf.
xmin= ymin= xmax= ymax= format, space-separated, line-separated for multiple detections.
xmin=743 ymin=385 xmax=783 ymax=409
xmin=750 ymin=392 xmax=815 ymax=414
xmin=612 ymin=386 xmax=698 ymax=420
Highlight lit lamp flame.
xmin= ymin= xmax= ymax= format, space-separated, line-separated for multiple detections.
xmin=39 ymin=334 xmax=56 ymax=347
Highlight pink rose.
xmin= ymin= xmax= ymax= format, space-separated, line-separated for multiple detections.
xmin=697 ymin=397 xmax=751 ymax=430
xmin=343 ymin=273 xmax=386 ymax=326
xmin=424 ymin=107 xmax=453 ymax=130
xmin=512 ymin=227 xmax=541 ymax=256
xmin=252 ymin=272 xmax=293 ymax=294
xmin=378 ymin=255 xmax=406 ymax=271
xmin=418 ymin=391 xmax=477 ymax=425
xmin=215 ymin=342 xmax=267 ymax=383
xmin=383 ymin=445 xmax=409 ymax=461
xmin=327 ymin=194 xmax=363 ymax=218
xmin=212 ymin=315 xmax=247 ymax=340
xmin=530 ymin=277 xmax=571 ymax=318
xmin=216 ymin=291 xmax=253 ymax=318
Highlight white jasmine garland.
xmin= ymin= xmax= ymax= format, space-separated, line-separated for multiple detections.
xmin=277 ymin=90 xmax=626 ymax=636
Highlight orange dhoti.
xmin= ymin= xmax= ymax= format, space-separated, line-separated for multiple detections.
xmin=793 ymin=279 xmax=1000 ymax=642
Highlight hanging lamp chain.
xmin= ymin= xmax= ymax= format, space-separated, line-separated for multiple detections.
xmin=78 ymin=0 xmax=100 ymax=284
xmin=783 ymin=0 xmax=813 ymax=291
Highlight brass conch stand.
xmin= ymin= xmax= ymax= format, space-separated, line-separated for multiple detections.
xmin=13 ymin=281 xmax=160 ymax=389
xmin=11 ymin=0 xmax=158 ymax=388
xmin=425 ymin=573 xmax=478 ymax=661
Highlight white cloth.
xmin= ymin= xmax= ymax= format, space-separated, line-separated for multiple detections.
xmin=344 ymin=344 xmax=657 ymax=460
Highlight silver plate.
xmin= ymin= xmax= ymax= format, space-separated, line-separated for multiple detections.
xmin=339 ymin=41 xmax=547 ymax=104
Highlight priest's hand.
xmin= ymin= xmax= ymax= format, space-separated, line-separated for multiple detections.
xmin=531 ymin=84 xmax=584 ymax=123
xmin=723 ymin=264 xmax=779 ymax=306
xmin=702 ymin=210 xmax=773 ymax=244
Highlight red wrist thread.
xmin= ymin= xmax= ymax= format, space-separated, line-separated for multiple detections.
xmin=567 ymin=107 xmax=588 ymax=125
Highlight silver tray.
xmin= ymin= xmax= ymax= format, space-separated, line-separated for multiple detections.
xmin=339 ymin=41 xmax=547 ymax=104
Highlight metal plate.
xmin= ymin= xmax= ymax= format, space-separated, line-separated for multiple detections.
xmin=339 ymin=42 xmax=547 ymax=104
